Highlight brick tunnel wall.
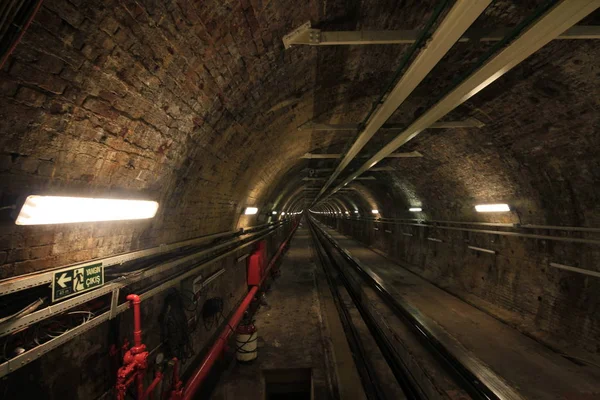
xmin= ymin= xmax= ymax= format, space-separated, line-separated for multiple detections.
xmin=0 ymin=0 xmax=321 ymax=278
xmin=314 ymin=214 xmax=600 ymax=365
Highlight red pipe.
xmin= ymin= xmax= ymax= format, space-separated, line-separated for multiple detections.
xmin=0 ymin=0 xmax=44 ymax=69
xmin=126 ymin=294 xmax=143 ymax=349
xmin=181 ymin=220 xmax=300 ymax=400
xmin=126 ymin=294 xmax=145 ymax=400
xmin=165 ymin=358 xmax=183 ymax=400
xmin=182 ymin=285 xmax=258 ymax=399
xmin=142 ymin=371 xmax=163 ymax=400
xmin=116 ymin=294 xmax=148 ymax=400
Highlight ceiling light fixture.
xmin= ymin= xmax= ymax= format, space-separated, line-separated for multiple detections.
xmin=15 ymin=195 xmax=159 ymax=225
xmin=371 ymin=209 xmax=379 ymax=214
xmin=272 ymin=211 xmax=277 ymax=215
xmin=475 ymin=203 xmax=510 ymax=212
xmin=244 ymin=207 xmax=258 ymax=215
xmin=409 ymin=207 xmax=422 ymax=212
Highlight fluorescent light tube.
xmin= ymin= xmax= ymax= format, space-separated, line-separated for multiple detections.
xmin=244 ymin=207 xmax=258 ymax=215
xmin=371 ymin=209 xmax=379 ymax=214
xmin=409 ymin=207 xmax=422 ymax=212
xmin=475 ymin=204 xmax=510 ymax=212
xmin=15 ymin=195 xmax=159 ymax=225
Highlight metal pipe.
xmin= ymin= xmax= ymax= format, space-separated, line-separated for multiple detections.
xmin=335 ymin=217 xmax=600 ymax=246
xmin=142 ymin=371 xmax=163 ymax=400
xmin=359 ymin=217 xmax=600 ymax=233
xmin=550 ymin=262 xmax=600 ymax=278
xmin=182 ymin=285 xmax=259 ymax=400
xmin=124 ymin=294 xmax=145 ymax=400
xmin=0 ymin=227 xmax=240 ymax=296
xmin=126 ymin=294 xmax=143 ymax=349
xmin=182 ymin=220 xmax=300 ymax=399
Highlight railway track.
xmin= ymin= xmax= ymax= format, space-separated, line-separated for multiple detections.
xmin=308 ymin=217 xmax=520 ymax=400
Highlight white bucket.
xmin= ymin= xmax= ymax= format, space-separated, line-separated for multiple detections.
xmin=236 ymin=331 xmax=258 ymax=362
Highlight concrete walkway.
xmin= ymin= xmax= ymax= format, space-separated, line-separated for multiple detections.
xmin=212 ymin=222 xmax=364 ymax=400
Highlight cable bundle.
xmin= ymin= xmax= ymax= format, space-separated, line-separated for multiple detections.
xmin=160 ymin=291 xmax=194 ymax=363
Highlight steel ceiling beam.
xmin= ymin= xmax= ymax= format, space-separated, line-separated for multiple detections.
xmin=302 ymin=166 xmax=394 ymax=177
xmin=303 ymin=176 xmax=376 ymax=181
xmin=312 ymin=1 xmax=491 ymax=204
xmin=370 ymin=166 xmax=395 ymax=172
xmin=300 ymin=153 xmax=343 ymax=159
xmin=385 ymin=151 xmax=422 ymax=158
xmin=283 ymin=22 xmax=600 ymax=48
xmin=304 ymin=167 xmax=334 ymax=172
xmin=301 ymin=151 xmax=422 ymax=159
xmin=298 ymin=117 xmax=485 ymax=131
xmin=322 ymin=0 xmax=600 ymax=204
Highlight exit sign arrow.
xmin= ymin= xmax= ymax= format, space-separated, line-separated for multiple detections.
xmin=57 ymin=273 xmax=72 ymax=288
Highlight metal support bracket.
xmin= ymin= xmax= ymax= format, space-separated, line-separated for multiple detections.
xmin=283 ymin=21 xmax=321 ymax=49
xmin=110 ymin=288 xmax=121 ymax=320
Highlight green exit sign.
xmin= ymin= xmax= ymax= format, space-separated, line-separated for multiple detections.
xmin=52 ymin=262 xmax=104 ymax=302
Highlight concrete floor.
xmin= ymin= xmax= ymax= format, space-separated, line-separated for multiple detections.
xmin=322 ymin=225 xmax=600 ymax=400
xmin=212 ymin=223 xmax=364 ymax=400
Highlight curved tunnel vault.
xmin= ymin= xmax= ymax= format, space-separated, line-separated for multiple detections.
xmin=0 ymin=0 xmax=599 ymax=398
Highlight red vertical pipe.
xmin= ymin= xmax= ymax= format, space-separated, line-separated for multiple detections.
xmin=126 ymin=294 xmax=145 ymax=400
xmin=126 ymin=294 xmax=143 ymax=348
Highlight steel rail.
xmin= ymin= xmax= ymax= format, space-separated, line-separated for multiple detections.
xmin=310 ymin=217 xmax=522 ymax=400
xmin=309 ymin=223 xmax=392 ymax=400
xmin=311 ymin=222 xmax=427 ymax=399
xmin=338 ymin=217 xmax=600 ymax=246
xmin=348 ymin=216 xmax=600 ymax=233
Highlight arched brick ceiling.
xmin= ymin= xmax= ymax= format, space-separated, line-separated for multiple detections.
xmin=0 ymin=0 xmax=598 ymax=278
xmin=324 ymin=38 xmax=600 ymax=225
